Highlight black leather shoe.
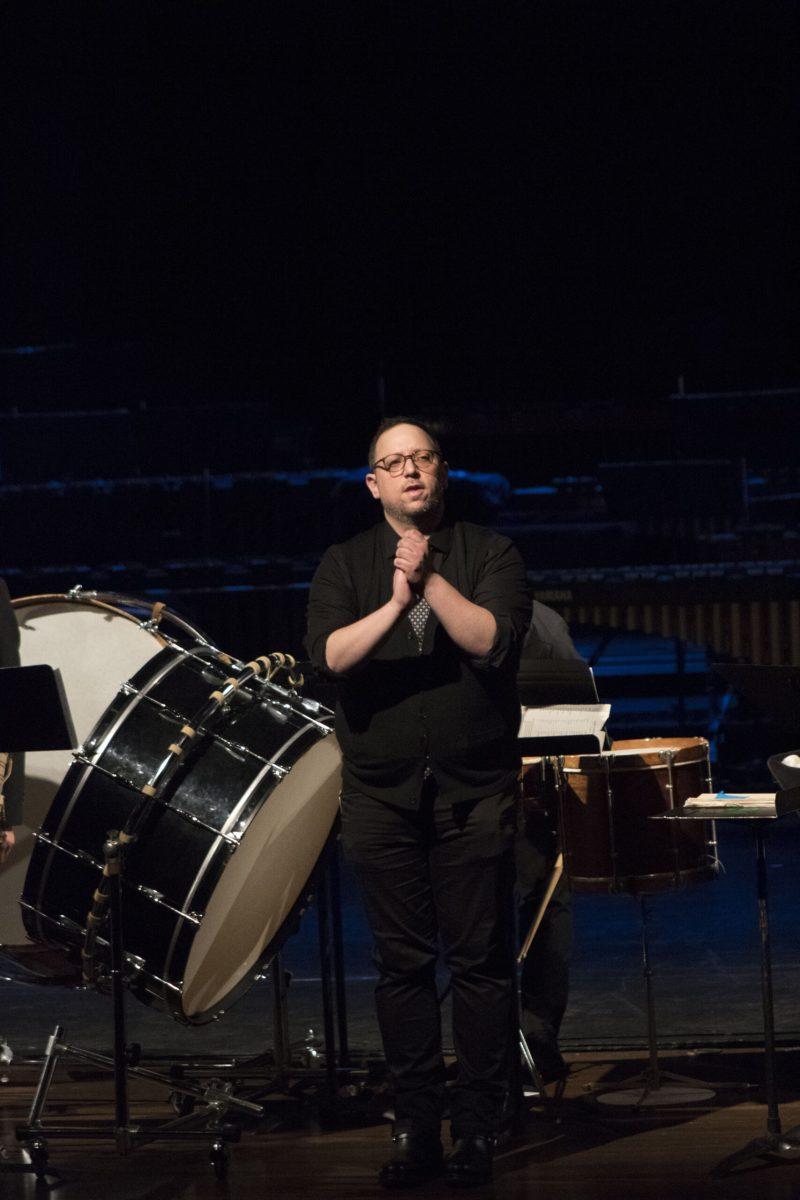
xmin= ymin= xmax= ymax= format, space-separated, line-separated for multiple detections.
xmin=378 ymin=1130 xmax=444 ymax=1189
xmin=444 ymin=1135 xmax=494 ymax=1188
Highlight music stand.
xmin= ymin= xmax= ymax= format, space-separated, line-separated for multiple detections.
xmin=655 ymin=786 xmax=800 ymax=1176
xmin=0 ymin=664 xmax=77 ymax=1183
xmin=517 ymin=659 xmax=605 ymax=1104
xmin=0 ymin=665 xmax=76 ymax=751
xmin=518 ymin=659 xmax=600 ymax=709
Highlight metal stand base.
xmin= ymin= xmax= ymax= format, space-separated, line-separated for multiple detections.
xmin=9 ymin=832 xmax=263 ymax=1183
xmin=712 ymin=1125 xmax=800 ymax=1177
xmin=12 ymin=1024 xmax=260 ymax=1182
xmin=589 ymin=896 xmax=750 ymax=1110
xmin=594 ymin=1078 xmax=716 ymax=1109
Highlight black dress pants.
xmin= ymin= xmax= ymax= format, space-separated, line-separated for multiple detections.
xmin=339 ymin=779 xmax=517 ymax=1137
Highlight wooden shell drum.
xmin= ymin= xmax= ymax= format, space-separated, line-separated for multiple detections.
xmin=3 ymin=594 xmax=342 ymax=1025
xmin=522 ymin=737 xmax=718 ymax=894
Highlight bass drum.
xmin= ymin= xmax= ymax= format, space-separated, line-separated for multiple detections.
xmin=18 ymin=641 xmax=341 ymax=1024
xmin=1 ymin=593 xmax=194 ymax=948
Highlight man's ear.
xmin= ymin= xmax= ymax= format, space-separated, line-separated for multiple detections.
xmin=365 ymin=471 xmax=380 ymax=500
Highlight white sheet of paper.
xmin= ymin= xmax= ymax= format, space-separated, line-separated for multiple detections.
xmin=519 ymin=703 xmax=611 ymax=749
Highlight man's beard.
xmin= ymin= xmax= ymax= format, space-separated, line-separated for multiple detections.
xmin=382 ymin=484 xmax=445 ymax=528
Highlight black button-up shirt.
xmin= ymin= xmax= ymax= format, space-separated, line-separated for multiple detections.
xmin=305 ymin=518 xmax=531 ymax=807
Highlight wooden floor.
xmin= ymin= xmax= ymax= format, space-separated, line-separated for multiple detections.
xmin=3 ymin=1049 xmax=800 ymax=1198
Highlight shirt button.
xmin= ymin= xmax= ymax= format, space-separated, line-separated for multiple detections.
xmin=407 ymin=632 xmax=414 ymax=641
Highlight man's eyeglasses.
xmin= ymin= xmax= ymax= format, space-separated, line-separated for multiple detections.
xmin=371 ymin=449 xmax=442 ymax=476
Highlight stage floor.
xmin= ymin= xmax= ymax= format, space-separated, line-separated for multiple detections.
xmin=3 ymin=1048 xmax=800 ymax=1198
xmin=2 ymin=821 xmax=799 ymax=1062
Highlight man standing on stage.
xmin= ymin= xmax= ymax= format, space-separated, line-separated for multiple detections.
xmin=306 ymin=418 xmax=530 ymax=1188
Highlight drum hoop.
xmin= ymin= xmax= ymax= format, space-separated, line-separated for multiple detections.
xmin=13 ymin=593 xmax=143 ymax=623
xmin=570 ymin=862 xmax=719 ymax=890
xmin=159 ymin=719 xmax=323 ymax=989
xmin=11 ymin=591 xmax=215 ymax=650
xmin=561 ymin=753 xmax=709 ymax=774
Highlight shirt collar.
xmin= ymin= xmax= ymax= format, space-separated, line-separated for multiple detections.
xmin=381 ymin=518 xmax=453 ymax=558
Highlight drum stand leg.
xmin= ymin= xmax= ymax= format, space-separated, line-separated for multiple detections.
xmin=271 ymin=953 xmax=292 ymax=1077
xmin=328 ymin=844 xmax=351 ymax=1070
xmin=13 ymin=832 xmax=262 ymax=1180
xmin=316 ymin=869 xmax=337 ymax=1100
xmin=249 ymin=842 xmax=355 ymax=1115
xmin=517 ymin=855 xmax=567 ymax=1116
xmin=591 ymin=895 xmax=738 ymax=1108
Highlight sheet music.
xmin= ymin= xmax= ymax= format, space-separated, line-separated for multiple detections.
xmin=685 ymin=792 xmax=776 ymax=810
xmin=519 ymin=703 xmax=610 ymax=749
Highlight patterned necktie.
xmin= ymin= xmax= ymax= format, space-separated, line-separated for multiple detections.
xmin=408 ymin=596 xmax=431 ymax=649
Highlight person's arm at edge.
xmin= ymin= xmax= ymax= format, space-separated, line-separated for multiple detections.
xmin=422 ymin=571 xmax=496 ymax=658
xmin=422 ymin=532 xmax=530 ymax=666
xmin=325 ymin=567 xmax=412 ymax=674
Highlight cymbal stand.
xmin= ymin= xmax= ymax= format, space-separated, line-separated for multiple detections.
xmin=12 ymin=830 xmax=263 ymax=1183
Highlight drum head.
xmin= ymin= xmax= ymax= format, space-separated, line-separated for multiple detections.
xmin=181 ymin=734 xmax=342 ymax=1019
xmin=2 ymin=598 xmax=166 ymax=946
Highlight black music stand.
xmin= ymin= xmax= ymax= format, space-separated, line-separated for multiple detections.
xmin=516 ymin=660 xmax=604 ymax=1106
xmin=517 ymin=735 xmax=605 ymax=1111
xmin=0 ymin=666 xmax=75 ymax=1183
xmin=0 ymin=664 xmax=76 ymax=752
xmin=517 ymin=659 xmax=600 ymax=710
xmin=656 ymin=786 xmax=800 ymax=1176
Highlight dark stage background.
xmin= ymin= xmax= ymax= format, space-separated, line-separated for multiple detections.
xmin=1 ymin=2 xmax=800 ymax=1055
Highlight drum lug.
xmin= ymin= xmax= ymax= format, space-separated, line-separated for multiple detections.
xmin=133 ymin=885 xmax=204 ymax=926
xmin=270 ymin=763 xmax=288 ymax=781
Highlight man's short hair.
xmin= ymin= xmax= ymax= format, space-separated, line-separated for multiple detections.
xmin=367 ymin=416 xmax=443 ymax=468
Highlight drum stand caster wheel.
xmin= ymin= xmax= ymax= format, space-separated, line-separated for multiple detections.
xmin=209 ymin=1140 xmax=229 ymax=1181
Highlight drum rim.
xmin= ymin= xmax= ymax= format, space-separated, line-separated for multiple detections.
xmin=568 ymin=861 xmax=719 ymax=892
xmin=12 ymin=590 xmax=215 ymax=649
xmin=561 ymin=753 xmax=709 ymax=774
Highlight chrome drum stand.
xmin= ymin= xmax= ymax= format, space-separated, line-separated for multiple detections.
xmin=13 ymin=831 xmax=263 ymax=1184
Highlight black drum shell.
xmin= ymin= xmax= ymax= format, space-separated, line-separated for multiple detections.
xmin=20 ymin=646 xmax=337 ymax=1022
